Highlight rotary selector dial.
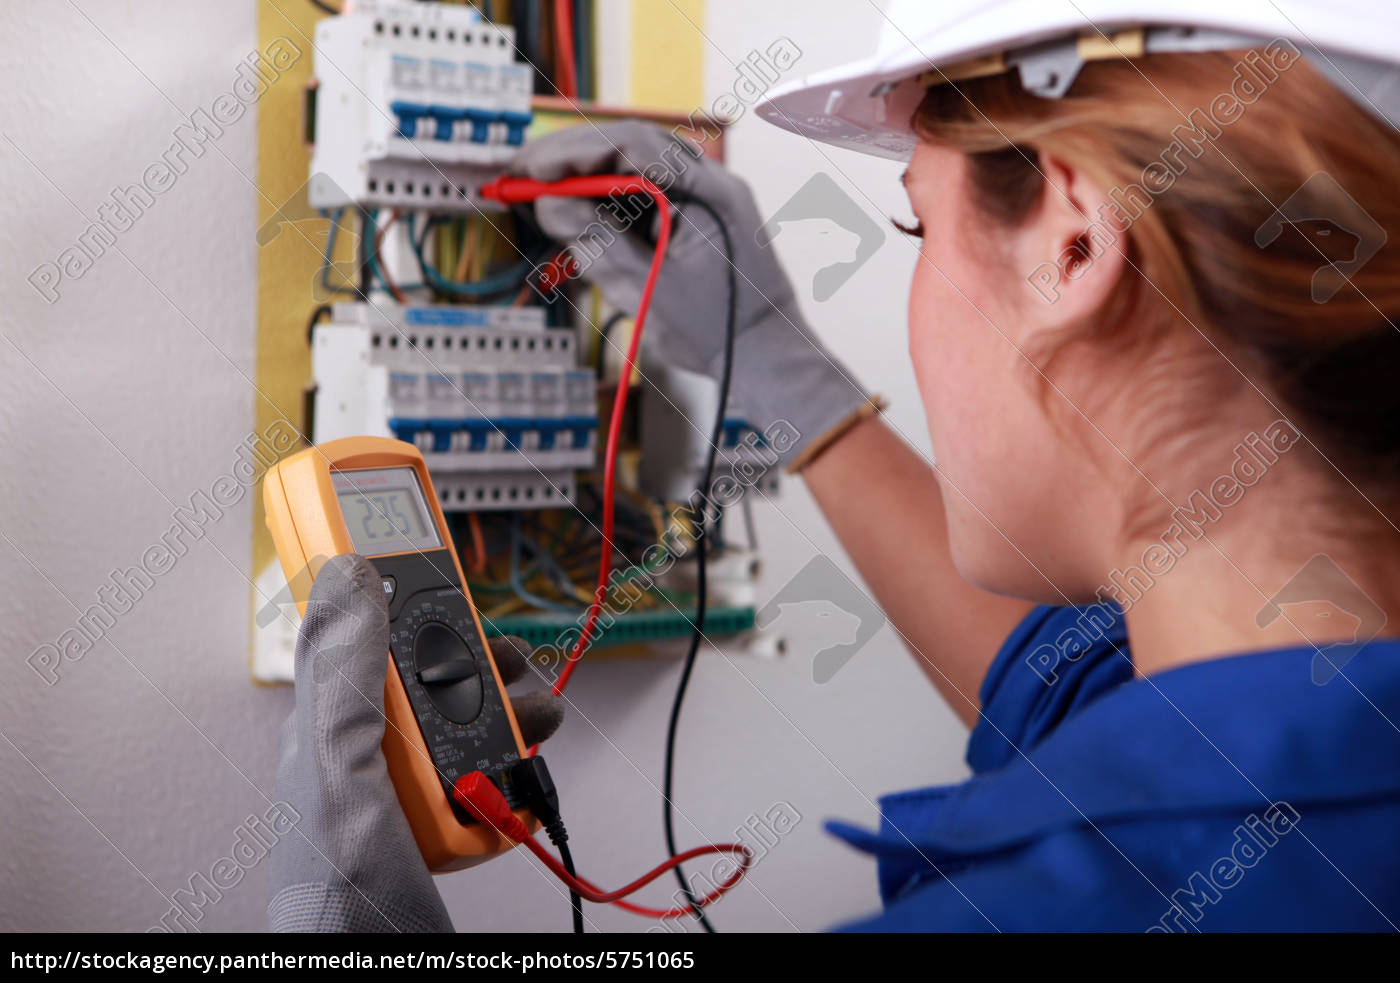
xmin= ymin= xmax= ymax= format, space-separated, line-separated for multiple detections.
xmin=412 ymin=620 xmax=484 ymax=724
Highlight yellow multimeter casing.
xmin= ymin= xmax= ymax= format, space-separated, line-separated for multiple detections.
xmin=262 ymin=435 xmax=538 ymax=871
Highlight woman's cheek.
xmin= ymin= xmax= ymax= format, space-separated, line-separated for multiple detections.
xmin=908 ymin=248 xmax=987 ymax=468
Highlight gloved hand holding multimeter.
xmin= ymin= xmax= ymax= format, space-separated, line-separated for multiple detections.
xmin=263 ymin=436 xmax=564 ymax=931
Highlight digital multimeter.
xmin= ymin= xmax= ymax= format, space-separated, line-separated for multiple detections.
xmin=262 ymin=435 xmax=537 ymax=872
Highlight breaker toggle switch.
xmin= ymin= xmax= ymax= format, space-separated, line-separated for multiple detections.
xmin=428 ymin=105 xmax=468 ymax=141
xmin=391 ymin=100 xmax=432 ymax=139
xmin=501 ymin=110 xmax=532 ymax=147
xmin=464 ymin=107 xmax=497 ymax=143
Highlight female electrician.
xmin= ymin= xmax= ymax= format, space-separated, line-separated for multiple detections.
xmin=270 ymin=1 xmax=1400 ymax=931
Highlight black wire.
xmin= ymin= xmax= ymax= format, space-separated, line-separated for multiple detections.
xmin=305 ymin=303 xmax=333 ymax=345
xmin=307 ymin=0 xmax=340 ymax=15
xmin=661 ymin=196 xmax=734 ymax=934
xmin=557 ymin=840 xmax=585 ymax=933
xmin=356 ymin=207 xmax=371 ymax=297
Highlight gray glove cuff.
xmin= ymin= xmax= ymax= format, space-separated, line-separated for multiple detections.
xmin=270 ymin=881 xmax=452 ymax=933
xmin=717 ymin=311 xmax=876 ymax=469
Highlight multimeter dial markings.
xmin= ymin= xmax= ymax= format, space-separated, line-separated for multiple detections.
xmin=371 ymin=548 xmax=524 ymax=813
xmin=388 ymin=592 xmax=521 ymax=798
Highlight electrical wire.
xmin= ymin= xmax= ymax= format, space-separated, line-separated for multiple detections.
xmin=316 ymin=209 xmax=363 ymax=298
xmin=374 ymin=211 xmax=408 ymax=303
xmin=406 ymin=213 xmax=538 ymax=300
xmin=453 ymin=217 xmax=481 ymax=282
xmin=557 ymin=841 xmax=585 ymax=933
xmin=476 ymin=175 xmax=755 ymax=926
xmin=465 ymin=512 xmax=488 ymax=574
xmin=478 ymin=174 xmax=672 ymax=698
xmin=453 ymin=771 xmax=750 ymax=918
xmin=307 ymin=0 xmax=340 ymax=16
xmin=305 ymin=303 xmax=333 ymax=346
xmin=661 ymin=196 xmax=736 ymax=933
xmin=362 ymin=210 xmax=426 ymax=300
xmin=510 ymin=513 xmax=579 ymax=614
xmin=553 ymin=0 xmax=578 ymax=100
xmin=574 ymin=0 xmax=594 ymax=102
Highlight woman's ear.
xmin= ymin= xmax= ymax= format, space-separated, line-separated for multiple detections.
xmin=1018 ymin=153 xmax=1128 ymax=324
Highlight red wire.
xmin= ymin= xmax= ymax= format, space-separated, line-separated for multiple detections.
xmin=465 ymin=511 xmax=487 ymax=574
xmin=479 ymin=175 xmax=672 ymax=698
xmin=454 ymin=773 xmax=750 ymax=919
xmin=476 ymin=178 xmax=734 ymax=922
xmin=518 ymin=835 xmax=750 ymax=919
xmin=553 ymin=0 xmax=578 ymax=100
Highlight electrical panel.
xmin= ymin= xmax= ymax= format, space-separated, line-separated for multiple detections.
xmin=252 ymin=1 xmax=773 ymax=686
xmin=312 ymin=302 xmax=597 ymax=511
xmin=308 ymin=0 xmax=532 ymax=213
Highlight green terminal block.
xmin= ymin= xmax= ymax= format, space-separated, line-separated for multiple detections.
xmin=480 ymin=605 xmax=757 ymax=650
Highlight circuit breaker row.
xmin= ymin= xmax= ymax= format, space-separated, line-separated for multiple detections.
xmin=313 ymin=303 xmax=597 ymax=510
xmin=309 ymin=0 xmax=531 ymax=213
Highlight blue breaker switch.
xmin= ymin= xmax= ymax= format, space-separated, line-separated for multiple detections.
xmin=498 ymin=417 xmax=530 ymax=452
xmin=461 ymin=418 xmax=492 ymax=452
xmin=388 ymin=418 xmax=428 ymax=445
xmin=564 ymin=416 xmax=596 ymax=451
xmin=536 ymin=421 xmax=558 ymax=451
xmin=464 ymin=107 xmax=496 ymax=144
xmin=390 ymin=100 xmax=431 ymax=139
xmin=500 ymin=110 xmax=533 ymax=147
xmin=428 ymin=105 xmax=467 ymax=142
xmin=426 ymin=419 xmax=456 ymax=454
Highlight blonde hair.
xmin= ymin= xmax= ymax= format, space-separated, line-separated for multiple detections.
xmin=913 ymin=48 xmax=1400 ymax=506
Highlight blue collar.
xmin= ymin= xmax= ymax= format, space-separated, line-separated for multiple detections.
xmin=828 ymin=638 xmax=1400 ymax=859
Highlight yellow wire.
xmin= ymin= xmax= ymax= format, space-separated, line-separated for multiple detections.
xmin=454 ymin=217 xmax=479 ymax=282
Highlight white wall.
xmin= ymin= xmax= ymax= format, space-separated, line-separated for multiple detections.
xmin=0 ymin=0 xmax=969 ymax=933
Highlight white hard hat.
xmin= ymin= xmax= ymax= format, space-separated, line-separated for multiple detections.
xmin=755 ymin=0 xmax=1400 ymax=160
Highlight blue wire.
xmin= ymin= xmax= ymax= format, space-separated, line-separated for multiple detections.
xmin=509 ymin=513 xmax=580 ymax=614
xmin=405 ymin=213 xmax=536 ymax=300
xmin=316 ymin=209 xmax=361 ymax=297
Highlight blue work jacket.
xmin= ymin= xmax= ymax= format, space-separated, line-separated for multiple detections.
xmin=827 ymin=605 xmax=1400 ymax=931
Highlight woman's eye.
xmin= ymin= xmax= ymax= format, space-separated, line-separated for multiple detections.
xmin=891 ymin=217 xmax=924 ymax=238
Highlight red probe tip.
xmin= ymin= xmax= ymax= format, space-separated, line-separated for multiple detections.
xmin=478 ymin=176 xmax=506 ymax=202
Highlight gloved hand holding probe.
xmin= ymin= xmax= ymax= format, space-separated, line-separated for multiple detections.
xmin=510 ymin=120 xmax=882 ymax=471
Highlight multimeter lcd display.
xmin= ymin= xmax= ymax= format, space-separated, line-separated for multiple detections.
xmin=331 ymin=467 xmax=442 ymax=556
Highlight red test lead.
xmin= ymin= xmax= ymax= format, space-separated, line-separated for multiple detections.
xmin=479 ymin=174 xmax=672 ymax=698
xmin=453 ymin=771 xmax=751 ymax=919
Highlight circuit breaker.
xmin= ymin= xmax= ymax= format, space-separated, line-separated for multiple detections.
xmin=308 ymin=0 xmax=532 ymax=213
xmin=312 ymin=302 xmax=597 ymax=510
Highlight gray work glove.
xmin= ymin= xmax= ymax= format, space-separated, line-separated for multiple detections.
xmin=511 ymin=120 xmax=875 ymax=467
xmin=268 ymin=553 xmax=563 ymax=932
